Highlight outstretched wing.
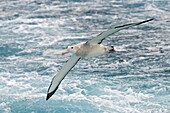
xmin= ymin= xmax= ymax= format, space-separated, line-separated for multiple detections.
xmin=88 ymin=18 xmax=154 ymax=44
xmin=46 ymin=55 xmax=81 ymax=100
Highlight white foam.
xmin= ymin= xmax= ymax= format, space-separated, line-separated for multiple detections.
xmin=43 ymin=49 xmax=62 ymax=56
xmin=0 ymin=0 xmax=170 ymax=112
xmin=0 ymin=102 xmax=11 ymax=113
xmin=114 ymin=45 xmax=127 ymax=52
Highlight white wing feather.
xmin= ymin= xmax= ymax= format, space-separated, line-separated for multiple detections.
xmin=46 ymin=55 xmax=81 ymax=100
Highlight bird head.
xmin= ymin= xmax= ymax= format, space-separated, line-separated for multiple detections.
xmin=61 ymin=45 xmax=78 ymax=55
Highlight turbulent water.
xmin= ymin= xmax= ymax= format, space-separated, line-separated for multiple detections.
xmin=0 ymin=0 xmax=170 ymax=113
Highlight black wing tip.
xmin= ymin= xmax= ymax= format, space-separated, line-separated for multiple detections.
xmin=136 ymin=18 xmax=155 ymax=25
xmin=114 ymin=18 xmax=155 ymax=28
xmin=46 ymin=85 xmax=60 ymax=101
xmin=146 ymin=18 xmax=155 ymax=21
xmin=46 ymin=92 xmax=54 ymax=101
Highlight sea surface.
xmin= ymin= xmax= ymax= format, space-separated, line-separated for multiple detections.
xmin=0 ymin=0 xmax=170 ymax=113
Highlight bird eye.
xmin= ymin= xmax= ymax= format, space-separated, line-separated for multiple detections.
xmin=71 ymin=46 xmax=74 ymax=49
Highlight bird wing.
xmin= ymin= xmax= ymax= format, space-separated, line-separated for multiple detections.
xmin=87 ymin=18 xmax=154 ymax=44
xmin=46 ymin=55 xmax=81 ymax=100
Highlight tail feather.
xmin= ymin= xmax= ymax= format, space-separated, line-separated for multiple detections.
xmin=109 ymin=46 xmax=115 ymax=52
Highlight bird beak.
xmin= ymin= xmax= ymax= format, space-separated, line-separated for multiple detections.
xmin=61 ymin=49 xmax=70 ymax=55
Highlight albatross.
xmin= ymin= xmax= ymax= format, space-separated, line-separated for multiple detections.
xmin=46 ymin=18 xmax=154 ymax=100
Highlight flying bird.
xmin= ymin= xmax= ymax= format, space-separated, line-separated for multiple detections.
xmin=46 ymin=18 xmax=154 ymax=100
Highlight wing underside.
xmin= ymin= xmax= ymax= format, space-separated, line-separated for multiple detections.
xmin=46 ymin=55 xmax=81 ymax=100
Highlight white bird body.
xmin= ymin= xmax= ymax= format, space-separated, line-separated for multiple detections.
xmin=72 ymin=42 xmax=114 ymax=57
xmin=46 ymin=18 xmax=154 ymax=100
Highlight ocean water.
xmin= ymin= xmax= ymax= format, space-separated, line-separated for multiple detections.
xmin=0 ymin=0 xmax=170 ymax=113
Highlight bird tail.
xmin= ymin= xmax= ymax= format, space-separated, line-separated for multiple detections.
xmin=109 ymin=46 xmax=115 ymax=52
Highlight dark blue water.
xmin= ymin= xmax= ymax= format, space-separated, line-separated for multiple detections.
xmin=0 ymin=0 xmax=170 ymax=113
